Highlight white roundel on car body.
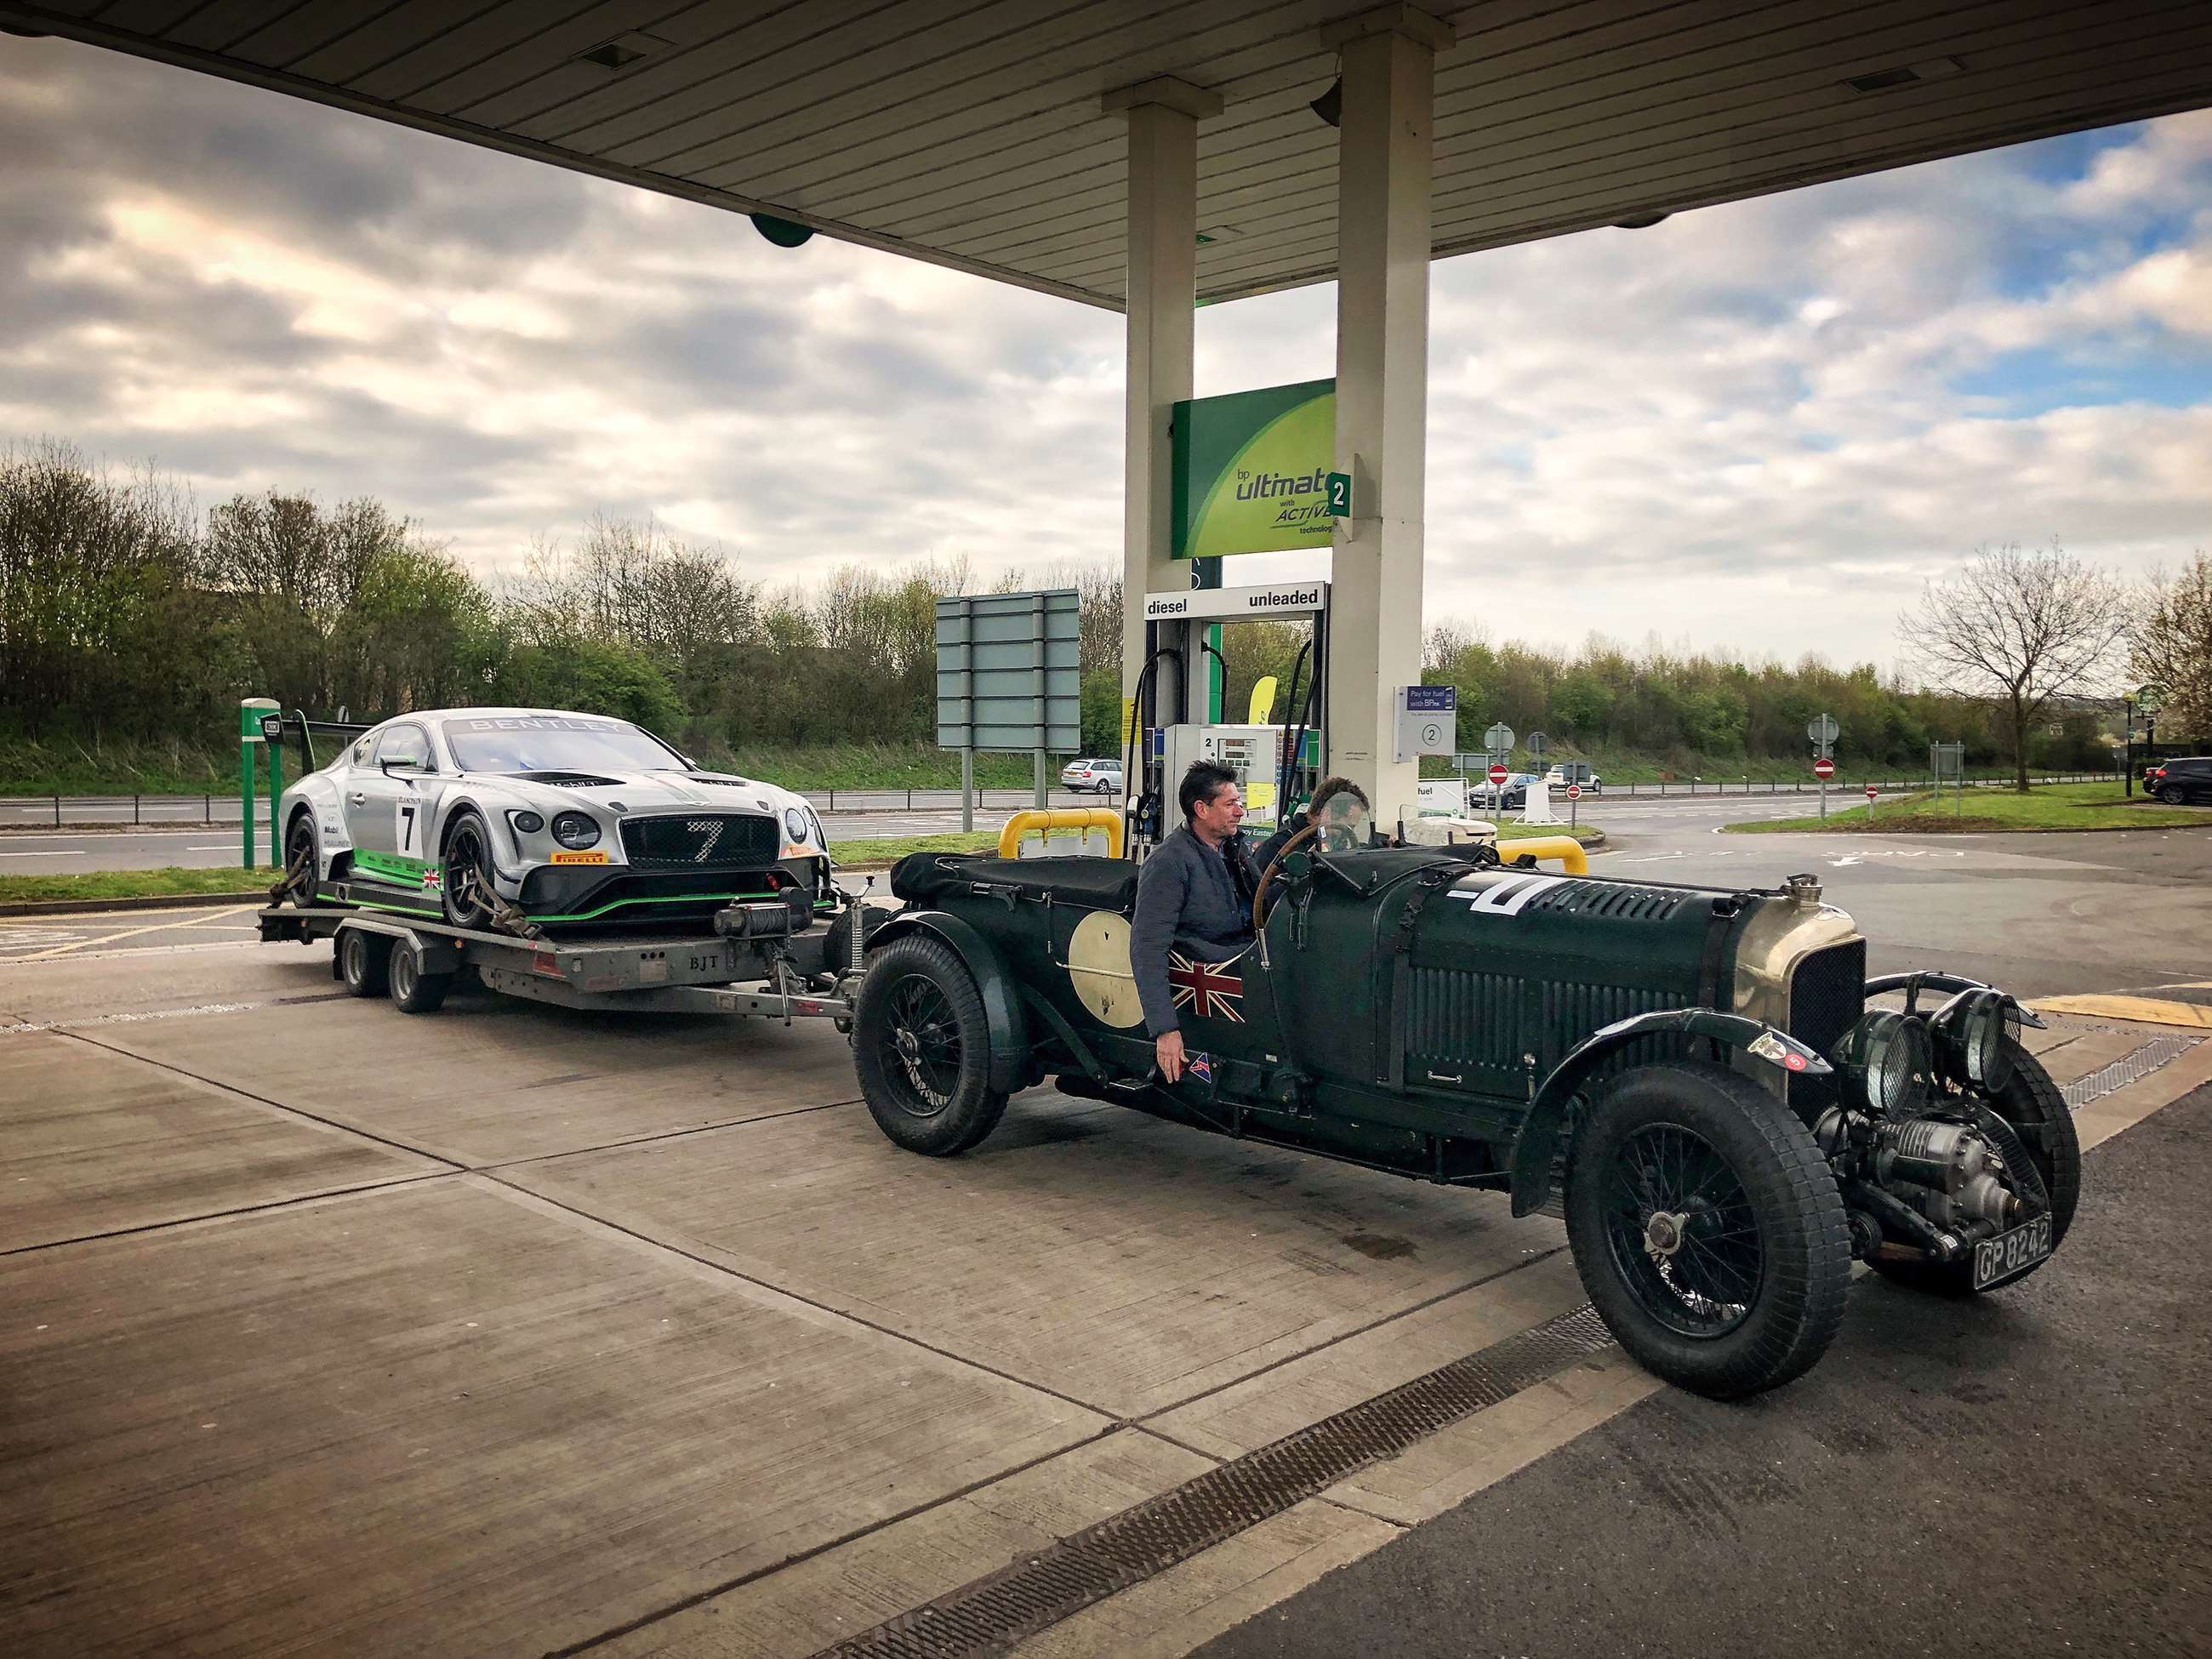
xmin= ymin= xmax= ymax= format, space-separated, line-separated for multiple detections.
xmin=1066 ymin=909 xmax=1144 ymax=1029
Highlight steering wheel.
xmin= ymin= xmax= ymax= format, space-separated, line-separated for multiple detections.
xmin=1252 ymin=821 xmax=1317 ymax=933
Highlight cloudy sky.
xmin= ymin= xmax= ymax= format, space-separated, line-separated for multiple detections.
xmin=3 ymin=33 xmax=2207 ymax=670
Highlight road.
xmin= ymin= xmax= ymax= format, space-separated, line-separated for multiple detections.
xmin=0 ymin=789 xmax=1880 ymax=875
xmin=0 ymin=787 xmax=1104 ymax=828
xmin=0 ymin=801 xmax=1102 ymax=874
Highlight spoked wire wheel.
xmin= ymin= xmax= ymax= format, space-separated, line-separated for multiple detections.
xmin=441 ymin=814 xmax=496 ymax=931
xmin=1602 ymin=1121 xmax=1764 ymax=1337
xmin=1565 ymin=1061 xmax=1850 ymax=1399
xmin=885 ymin=973 xmax=963 ymax=1115
xmin=852 ymin=936 xmax=1008 ymax=1155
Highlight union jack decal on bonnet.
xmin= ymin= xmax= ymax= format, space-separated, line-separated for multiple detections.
xmin=1168 ymin=950 xmax=1245 ymax=1023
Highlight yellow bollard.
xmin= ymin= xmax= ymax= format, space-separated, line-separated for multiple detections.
xmin=998 ymin=808 xmax=1125 ymax=859
xmin=1498 ymin=835 xmax=1588 ymax=875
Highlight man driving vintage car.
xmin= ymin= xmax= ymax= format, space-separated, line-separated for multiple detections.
xmin=1132 ymin=761 xmax=1261 ymax=1084
xmin=1252 ymin=775 xmax=1372 ymax=869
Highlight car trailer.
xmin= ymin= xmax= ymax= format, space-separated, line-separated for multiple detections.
xmin=259 ymin=886 xmax=875 ymax=1024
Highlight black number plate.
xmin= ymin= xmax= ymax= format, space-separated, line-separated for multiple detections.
xmin=1971 ymin=1214 xmax=2053 ymax=1289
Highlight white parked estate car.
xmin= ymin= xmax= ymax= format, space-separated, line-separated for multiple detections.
xmin=276 ymin=708 xmax=833 ymax=933
xmin=1060 ymin=757 xmax=1125 ymax=794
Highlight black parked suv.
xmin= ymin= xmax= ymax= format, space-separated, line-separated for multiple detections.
xmin=2148 ymin=757 xmax=2212 ymax=804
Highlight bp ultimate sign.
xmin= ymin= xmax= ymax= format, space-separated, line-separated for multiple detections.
xmin=1171 ymin=379 xmax=1337 ymax=560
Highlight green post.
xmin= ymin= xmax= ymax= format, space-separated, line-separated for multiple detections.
xmin=240 ymin=698 xmax=276 ymax=871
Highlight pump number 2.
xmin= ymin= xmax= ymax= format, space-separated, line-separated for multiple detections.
xmin=396 ymin=801 xmax=423 ymax=858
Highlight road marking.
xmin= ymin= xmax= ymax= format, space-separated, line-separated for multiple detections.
xmin=14 ymin=905 xmax=258 ymax=961
xmin=0 ymin=990 xmax=351 ymax=1035
xmin=2032 ymin=995 xmax=2212 ymax=1029
xmin=0 ymin=850 xmax=83 ymax=857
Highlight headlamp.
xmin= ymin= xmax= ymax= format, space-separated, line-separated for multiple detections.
xmin=1832 ymin=1009 xmax=1932 ymax=1117
xmin=1931 ymin=989 xmax=2018 ymax=1092
xmin=550 ymin=812 xmax=601 ymax=850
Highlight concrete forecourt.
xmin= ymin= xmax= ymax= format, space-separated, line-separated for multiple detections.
xmin=3 ymin=823 xmax=2209 ymax=1657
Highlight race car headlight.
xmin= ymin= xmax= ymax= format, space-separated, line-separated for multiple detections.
xmin=785 ymin=807 xmax=810 ymax=843
xmin=1831 ymin=1009 xmax=1931 ymax=1118
xmin=508 ymin=810 xmax=544 ymax=835
xmin=550 ymin=812 xmax=601 ymax=850
xmin=1932 ymin=989 xmax=2018 ymax=1092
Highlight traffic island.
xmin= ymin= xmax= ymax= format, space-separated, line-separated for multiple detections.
xmin=1724 ymin=782 xmax=2209 ymax=834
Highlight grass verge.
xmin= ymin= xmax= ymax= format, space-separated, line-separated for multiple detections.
xmin=1725 ymin=782 xmax=2209 ymax=834
xmin=0 ymin=865 xmax=267 ymax=904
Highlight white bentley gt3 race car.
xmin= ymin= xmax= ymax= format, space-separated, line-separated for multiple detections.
xmin=275 ymin=709 xmax=834 ymax=934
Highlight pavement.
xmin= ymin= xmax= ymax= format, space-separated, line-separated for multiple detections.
xmin=2 ymin=824 xmax=2207 ymax=1657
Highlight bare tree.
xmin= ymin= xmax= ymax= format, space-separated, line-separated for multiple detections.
xmin=1898 ymin=542 xmax=2131 ymax=790
xmin=2130 ymin=551 xmax=2212 ymax=740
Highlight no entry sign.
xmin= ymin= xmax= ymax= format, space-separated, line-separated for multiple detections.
xmin=1864 ymin=784 xmax=1878 ymax=801
xmin=1813 ymin=757 xmax=1834 ymax=779
xmin=1565 ymin=783 xmax=1582 ymax=800
xmin=1488 ymin=763 xmax=1509 ymax=786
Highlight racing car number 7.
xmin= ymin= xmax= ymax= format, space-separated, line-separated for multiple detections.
xmin=396 ymin=802 xmax=420 ymax=857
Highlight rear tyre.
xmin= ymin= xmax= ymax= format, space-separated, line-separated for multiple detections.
xmin=283 ymin=812 xmax=327 ymax=908
xmin=1870 ymin=1042 xmax=2079 ymax=1296
xmin=387 ymin=938 xmax=453 ymax=1014
xmin=339 ymin=927 xmax=391 ymax=998
xmin=1565 ymin=1060 xmax=1851 ymax=1400
xmin=853 ymin=936 xmax=1006 ymax=1155
xmin=441 ymin=812 xmax=497 ymax=931
xmin=2158 ymin=784 xmax=2185 ymax=804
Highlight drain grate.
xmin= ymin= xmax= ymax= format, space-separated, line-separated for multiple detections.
xmin=2061 ymin=1035 xmax=2201 ymax=1110
xmin=814 ymin=1303 xmax=1614 ymax=1659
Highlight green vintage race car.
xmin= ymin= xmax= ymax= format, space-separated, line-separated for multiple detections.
xmin=849 ymin=830 xmax=2078 ymax=1400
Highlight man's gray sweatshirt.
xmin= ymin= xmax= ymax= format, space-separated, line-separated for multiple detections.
xmin=1131 ymin=826 xmax=1260 ymax=1037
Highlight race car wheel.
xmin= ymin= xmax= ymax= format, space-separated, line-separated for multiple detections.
xmin=1871 ymin=1041 xmax=2079 ymax=1296
xmin=441 ymin=812 xmax=497 ymax=932
xmin=282 ymin=812 xmax=326 ymax=908
xmin=854 ymin=936 xmax=1006 ymax=1156
xmin=1565 ymin=1060 xmax=1850 ymax=1400
xmin=339 ymin=927 xmax=391 ymax=998
xmin=387 ymin=937 xmax=453 ymax=1015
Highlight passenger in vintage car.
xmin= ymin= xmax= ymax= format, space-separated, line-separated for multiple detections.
xmin=1132 ymin=761 xmax=1263 ymax=1083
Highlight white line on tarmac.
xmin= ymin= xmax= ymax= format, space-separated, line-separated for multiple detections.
xmin=0 ymin=850 xmax=83 ymax=857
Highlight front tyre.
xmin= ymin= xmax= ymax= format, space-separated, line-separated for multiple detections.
xmin=1565 ymin=1060 xmax=1851 ymax=1400
xmin=441 ymin=812 xmax=498 ymax=931
xmin=339 ymin=927 xmax=390 ymax=997
xmin=1872 ymin=1042 xmax=2079 ymax=1296
xmin=853 ymin=936 xmax=1006 ymax=1155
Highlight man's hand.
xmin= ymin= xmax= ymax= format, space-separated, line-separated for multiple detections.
xmin=1154 ymin=1030 xmax=1185 ymax=1083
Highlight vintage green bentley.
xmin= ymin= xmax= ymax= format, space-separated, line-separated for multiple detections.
xmin=848 ymin=834 xmax=2078 ymax=1399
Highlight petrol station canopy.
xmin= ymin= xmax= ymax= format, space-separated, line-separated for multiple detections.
xmin=7 ymin=1 xmax=2210 ymax=310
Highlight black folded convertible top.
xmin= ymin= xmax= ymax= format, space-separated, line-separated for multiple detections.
xmin=890 ymin=852 xmax=1137 ymax=912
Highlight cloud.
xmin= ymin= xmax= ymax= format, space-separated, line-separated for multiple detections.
xmin=0 ymin=34 xmax=2206 ymax=674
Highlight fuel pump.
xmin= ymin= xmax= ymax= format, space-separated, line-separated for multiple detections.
xmin=1130 ymin=579 xmax=1329 ymax=858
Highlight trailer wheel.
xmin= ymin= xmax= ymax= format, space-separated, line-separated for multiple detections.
xmin=854 ymin=936 xmax=1006 ymax=1155
xmin=1871 ymin=1042 xmax=2078 ymax=1297
xmin=339 ymin=927 xmax=390 ymax=998
xmin=1565 ymin=1060 xmax=1851 ymax=1400
xmin=387 ymin=938 xmax=453 ymax=1015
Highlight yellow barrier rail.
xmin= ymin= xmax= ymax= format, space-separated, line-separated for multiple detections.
xmin=1497 ymin=835 xmax=1588 ymax=875
xmin=998 ymin=807 xmax=1125 ymax=859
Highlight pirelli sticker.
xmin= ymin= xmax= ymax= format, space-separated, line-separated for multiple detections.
xmin=550 ymin=850 xmax=610 ymax=864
